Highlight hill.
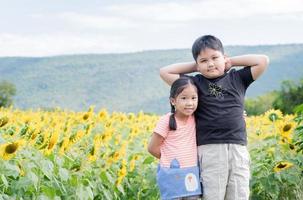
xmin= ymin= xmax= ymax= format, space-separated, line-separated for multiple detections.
xmin=1 ymin=44 xmax=303 ymax=114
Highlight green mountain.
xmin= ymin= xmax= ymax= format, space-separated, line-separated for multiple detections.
xmin=1 ymin=44 xmax=303 ymax=114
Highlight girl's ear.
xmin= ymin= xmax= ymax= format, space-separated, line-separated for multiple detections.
xmin=170 ymin=97 xmax=176 ymax=106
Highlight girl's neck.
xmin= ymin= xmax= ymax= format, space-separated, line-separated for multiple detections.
xmin=174 ymin=113 xmax=191 ymax=124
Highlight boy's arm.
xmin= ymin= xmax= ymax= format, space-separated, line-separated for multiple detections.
xmin=147 ymin=132 xmax=164 ymax=159
xmin=229 ymin=55 xmax=270 ymax=80
xmin=159 ymin=62 xmax=197 ymax=85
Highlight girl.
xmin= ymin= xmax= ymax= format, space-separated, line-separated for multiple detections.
xmin=148 ymin=76 xmax=202 ymax=200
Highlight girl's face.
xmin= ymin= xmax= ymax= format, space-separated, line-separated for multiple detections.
xmin=170 ymin=84 xmax=198 ymax=118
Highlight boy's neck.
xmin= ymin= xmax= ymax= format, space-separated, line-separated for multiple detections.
xmin=203 ymin=72 xmax=227 ymax=81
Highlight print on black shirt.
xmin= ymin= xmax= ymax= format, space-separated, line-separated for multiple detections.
xmin=208 ymin=82 xmax=226 ymax=99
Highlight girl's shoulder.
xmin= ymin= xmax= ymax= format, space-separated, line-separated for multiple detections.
xmin=158 ymin=113 xmax=172 ymax=122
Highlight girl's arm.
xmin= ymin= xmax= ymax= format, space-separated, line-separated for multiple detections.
xmin=148 ymin=132 xmax=164 ymax=159
xmin=159 ymin=62 xmax=197 ymax=86
xmin=229 ymin=55 xmax=270 ymax=80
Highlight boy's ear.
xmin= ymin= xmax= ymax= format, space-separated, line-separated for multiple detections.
xmin=224 ymin=54 xmax=232 ymax=72
xmin=223 ymin=54 xmax=228 ymax=61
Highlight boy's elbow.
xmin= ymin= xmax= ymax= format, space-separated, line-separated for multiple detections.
xmin=261 ymin=55 xmax=270 ymax=67
xmin=159 ymin=68 xmax=167 ymax=80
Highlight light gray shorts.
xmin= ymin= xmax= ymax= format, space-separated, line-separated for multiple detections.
xmin=198 ymin=144 xmax=250 ymax=200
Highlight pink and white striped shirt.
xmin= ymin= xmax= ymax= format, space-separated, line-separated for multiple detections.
xmin=154 ymin=113 xmax=198 ymax=168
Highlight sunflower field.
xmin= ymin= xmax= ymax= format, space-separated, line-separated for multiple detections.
xmin=0 ymin=106 xmax=303 ymax=199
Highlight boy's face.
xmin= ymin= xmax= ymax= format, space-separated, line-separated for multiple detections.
xmin=196 ymin=48 xmax=226 ymax=79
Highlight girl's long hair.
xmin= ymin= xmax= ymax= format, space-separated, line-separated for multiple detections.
xmin=169 ymin=76 xmax=196 ymax=130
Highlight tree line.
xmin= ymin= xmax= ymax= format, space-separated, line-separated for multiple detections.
xmin=0 ymin=78 xmax=302 ymax=115
xmin=245 ymin=79 xmax=303 ymax=115
xmin=0 ymin=81 xmax=16 ymax=108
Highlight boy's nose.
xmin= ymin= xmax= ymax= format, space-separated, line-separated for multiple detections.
xmin=208 ymin=61 xmax=214 ymax=67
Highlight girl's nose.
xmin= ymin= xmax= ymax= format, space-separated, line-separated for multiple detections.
xmin=187 ymin=100 xmax=194 ymax=105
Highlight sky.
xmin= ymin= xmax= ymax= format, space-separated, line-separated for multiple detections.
xmin=0 ymin=0 xmax=303 ymax=57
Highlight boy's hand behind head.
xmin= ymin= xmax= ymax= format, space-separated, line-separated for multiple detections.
xmin=224 ymin=56 xmax=232 ymax=72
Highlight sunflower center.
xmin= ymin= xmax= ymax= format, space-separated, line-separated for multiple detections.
xmin=268 ymin=113 xmax=278 ymax=122
xmin=283 ymin=124 xmax=292 ymax=132
xmin=5 ymin=143 xmax=18 ymax=154
xmin=277 ymin=163 xmax=287 ymax=169
xmin=83 ymin=114 xmax=89 ymax=120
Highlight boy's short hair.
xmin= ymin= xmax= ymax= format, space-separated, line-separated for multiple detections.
xmin=192 ymin=35 xmax=224 ymax=62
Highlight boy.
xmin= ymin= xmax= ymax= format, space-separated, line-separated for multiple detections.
xmin=159 ymin=35 xmax=269 ymax=200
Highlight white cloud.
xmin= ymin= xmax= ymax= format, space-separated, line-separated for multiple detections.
xmin=0 ymin=33 xmax=136 ymax=57
xmin=57 ymin=12 xmax=137 ymax=30
xmin=106 ymin=0 xmax=303 ymax=22
xmin=0 ymin=0 xmax=303 ymax=56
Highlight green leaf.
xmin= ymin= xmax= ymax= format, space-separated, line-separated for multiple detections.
xmin=59 ymin=168 xmax=69 ymax=182
xmin=294 ymin=104 xmax=303 ymax=114
xmin=0 ymin=174 xmax=8 ymax=188
xmin=69 ymin=174 xmax=78 ymax=187
xmin=3 ymin=162 xmax=19 ymax=178
xmin=27 ymin=171 xmax=39 ymax=190
xmin=41 ymin=185 xmax=56 ymax=198
xmin=143 ymin=156 xmax=154 ymax=165
xmin=76 ymin=185 xmax=94 ymax=200
xmin=102 ymin=189 xmax=113 ymax=200
xmin=105 ymin=171 xmax=114 ymax=184
xmin=41 ymin=159 xmax=54 ymax=180
xmin=85 ymin=186 xmax=94 ymax=200
xmin=117 ymin=184 xmax=125 ymax=195
xmin=100 ymin=171 xmax=109 ymax=183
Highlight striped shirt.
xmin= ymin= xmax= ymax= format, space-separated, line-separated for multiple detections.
xmin=154 ymin=113 xmax=198 ymax=168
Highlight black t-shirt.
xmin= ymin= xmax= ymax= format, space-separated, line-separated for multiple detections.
xmin=192 ymin=67 xmax=254 ymax=145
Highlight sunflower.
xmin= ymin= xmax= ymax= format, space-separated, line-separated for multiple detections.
xmin=87 ymin=146 xmax=97 ymax=162
xmin=98 ymin=109 xmax=108 ymax=120
xmin=0 ymin=116 xmax=9 ymax=127
xmin=0 ymin=140 xmax=24 ymax=160
xmin=58 ymin=137 xmax=70 ymax=155
xmin=273 ymin=161 xmax=294 ymax=173
xmin=18 ymin=162 xmax=25 ymax=176
xmin=280 ymin=121 xmax=296 ymax=136
xmin=278 ymin=120 xmax=296 ymax=144
xmin=82 ymin=113 xmax=90 ymax=121
xmin=129 ymin=159 xmax=136 ymax=172
xmin=115 ymin=160 xmax=127 ymax=186
xmin=264 ymin=109 xmax=283 ymax=122
xmin=44 ymin=130 xmax=60 ymax=155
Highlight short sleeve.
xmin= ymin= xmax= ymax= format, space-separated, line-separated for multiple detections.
xmin=192 ymin=74 xmax=201 ymax=86
xmin=237 ymin=66 xmax=254 ymax=89
xmin=154 ymin=114 xmax=170 ymax=138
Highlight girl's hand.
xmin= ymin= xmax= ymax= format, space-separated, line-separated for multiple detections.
xmin=224 ymin=56 xmax=232 ymax=72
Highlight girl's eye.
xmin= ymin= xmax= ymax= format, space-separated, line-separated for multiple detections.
xmin=213 ymin=57 xmax=218 ymax=60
